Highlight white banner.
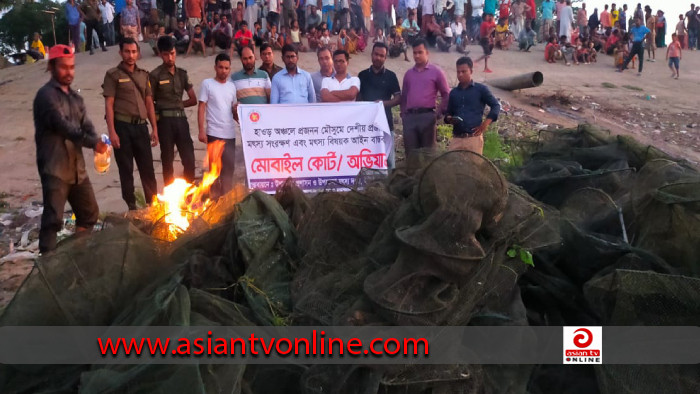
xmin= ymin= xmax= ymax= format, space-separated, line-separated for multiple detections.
xmin=237 ymin=102 xmax=392 ymax=193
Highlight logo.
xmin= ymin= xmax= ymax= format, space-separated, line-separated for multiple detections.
xmin=249 ymin=111 xmax=260 ymax=123
xmin=563 ymin=327 xmax=602 ymax=364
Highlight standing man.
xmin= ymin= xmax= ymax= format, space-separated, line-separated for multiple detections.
xmin=198 ymin=54 xmax=238 ymax=198
xmin=65 ymin=0 xmax=82 ymax=51
xmin=620 ymin=4 xmax=628 ymax=31
xmin=231 ymin=45 xmax=272 ymax=104
xmin=320 ymin=49 xmax=360 ymax=102
xmin=374 ymin=0 xmax=392 ymax=37
xmin=358 ymin=42 xmax=401 ymax=168
xmin=469 ymin=0 xmax=486 ymax=42
xmin=618 ymin=17 xmax=650 ymax=74
xmin=611 ymin=4 xmax=619 ymax=28
xmin=186 ymin=0 xmax=206 ymax=31
xmin=311 ymin=47 xmax=335 ymax=101
xmin=150 ymin=36 xmax=197 ymax=186
xmin=400 ymin=39 xmax=450 ymax=155
xmin=686 ymin=4 xmax=699 ymax=50
xmin=282 ymin=0 xmax=296 ymax=30
xmin=542 ymin=0 xmax=555 ymax=42
xmin=99 ymin=0 xmax=116 ymax=47
xmin=577 ymin=3 xmax=588 ymax=38
xmin=81 ymin=0 xmax=108 ymax=54
xmin=270 ymin=44 xmax=316 ymax=104
xmin=268 ymin=0 xmax=281 ymax=31
xmin=600 ymin=4 xmax=612 ymax=30
xmin=163 ymin=0 xmax=178 ymax=30
xmin=245 ymin=0 xmax=259 ymax=29
xmin=422 ymin=0 xmax=436 ymax=34
xmin=259 ymin=43 xmax=284 ymax=79
xmin=120 ymin=0 xmax=141 ymax=41
xmin=444 ymin=56 xmax=499 ymax=155
xmin=34 ymin=45 xmax=108 ymax=253
xmin=103 ymin=38 xmax=159 ymax=210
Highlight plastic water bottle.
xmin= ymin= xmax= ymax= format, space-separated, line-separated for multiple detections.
xmin=94 ymin=134 xmax=112 ymax=173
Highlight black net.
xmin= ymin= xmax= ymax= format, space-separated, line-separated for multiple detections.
xmin=1 ymin=125 xmax=698 ymax=393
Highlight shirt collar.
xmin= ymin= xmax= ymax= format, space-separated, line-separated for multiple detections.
xmin=413 ymin=62 xmax=433 ymax=72
xmin=369 ymin=65 xmax=385 ymax=74
xmin=118 ymin=61 xmax=139 ymax=74
xmin=48 ymin=79 xmax=75 ymax=96
xmin=457 ymin=80 xmax=476 ymax=89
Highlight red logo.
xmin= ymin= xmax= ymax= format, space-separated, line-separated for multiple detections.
xmin=573 ymin=328 xmax=593 ymax=348
xmin=250 ymin=111 xmax=260 ymax=122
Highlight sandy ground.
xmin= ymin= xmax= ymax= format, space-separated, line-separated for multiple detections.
xmin=1 ymin=40 xmax=699 ymax=213
xmin=1 ymin=39 xmax=700 ymax=310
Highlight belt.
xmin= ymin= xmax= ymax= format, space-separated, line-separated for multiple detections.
xmin=114 ymin=113 xmax=147 ymax=125
xmin=159 ymin=109 xmax=187 ymax=118
xmin=406 ymin=107 xmax=435 ymax=114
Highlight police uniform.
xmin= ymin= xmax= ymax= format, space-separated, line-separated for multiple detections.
xmin=150 ymin=64 xmax=195 ymax=185
xmin=102 ymin=62 xmax=158 ymax=210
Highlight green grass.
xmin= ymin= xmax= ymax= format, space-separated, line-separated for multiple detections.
xmin=601 ymin=82 xmax=617 ymax=89
xmin=622 ymin=85 xmax=643 ymax=91
xmin=135 ymin=190 xmax=147 ymax=208
xmin=483 ymin=130 xmax=509 ymax=161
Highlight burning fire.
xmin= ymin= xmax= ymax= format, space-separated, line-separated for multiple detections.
xmin=151 ymin=140 xmax=226 ymax=239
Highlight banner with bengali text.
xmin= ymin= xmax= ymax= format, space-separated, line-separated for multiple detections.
xmin=237 ymin=102 xmax=392 ymax=193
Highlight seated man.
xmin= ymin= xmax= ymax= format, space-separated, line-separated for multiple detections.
xmin=186 ymin=24 xmax=207 ymax=57
xmin=388 ymin=25 xmax=409 ymax=61
xmin=518 ymin=23 xmax=537 ymax=51
xmin=401 ymin=12 xmax=420 ymax=45
xmin=27 ymin=32 xmax=46 ymax=61
xmin=234 ymin=20 xmax=254 ymax=52
xmin=211 ymin=14 xmax=234 ymax=56
xmin=173 ymin=19 xmax=190 ymax=54
xmin=494 ymin=18 xmax=513 ymax=50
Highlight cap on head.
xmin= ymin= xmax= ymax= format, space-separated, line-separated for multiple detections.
xmin=49 ymin=44 xmax=74 ymax=60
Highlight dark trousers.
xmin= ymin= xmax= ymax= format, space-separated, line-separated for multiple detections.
xmin=69 ymin=24 xmax=81 ymax=51
xmin=114 ymin=121 xmax=158 ymax=210
xmin=85 ymin=19 xmax=105 ymax=51
xmin=207 ymin=135 xmax=236 ymax=199
xmin=622 ymin=41 xmax=644 ymax=73
xmin=39 ymin=175 xmax=99 ymax=253
xmin=402 ymin=111 xmax=437 ymax=155
xmin=158 ymin=116 xmax=195 ymax=185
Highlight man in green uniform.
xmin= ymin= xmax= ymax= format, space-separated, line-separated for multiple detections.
xmin=150 ymin=36 xmax=198 ymax=186
xmin=103 ymin=37 xmax=159 ymax=210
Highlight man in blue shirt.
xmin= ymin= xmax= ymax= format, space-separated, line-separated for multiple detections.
xmin=444 ymin=56 xmax=500 ymax=155
xmin=271 ymin=44 xmax=316 ymax=104
xmin=619 ymin=17 xmax=651 ymax=74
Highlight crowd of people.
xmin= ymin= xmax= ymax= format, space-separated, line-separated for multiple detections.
xmin=30 ymin=1 xmax=697 ymax=253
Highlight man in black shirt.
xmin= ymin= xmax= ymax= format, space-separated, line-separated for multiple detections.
xmin=358 ymin=42 xmax=401 ymax=169
xmin=33 ymin=45 xmax=108 ymax=253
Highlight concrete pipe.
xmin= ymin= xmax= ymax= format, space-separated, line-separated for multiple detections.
xmin=487 ymin=71 xmax=544 ymax=91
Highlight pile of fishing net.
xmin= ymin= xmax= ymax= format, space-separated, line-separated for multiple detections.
xmin=1 ymin=124 xmax=698 ymax=393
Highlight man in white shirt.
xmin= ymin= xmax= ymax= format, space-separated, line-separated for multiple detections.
xmin=198 ymin=53 xmax=239 ymax=198
xmin=311 ymin=47 xmax=335 ymax=102
xmin=98 ymin=0 xmax=116 ymax=46
xmin=320 ymin=49 xmax=360 ymax=102
xmin=470 ymin=0 xmax=485 ymax=41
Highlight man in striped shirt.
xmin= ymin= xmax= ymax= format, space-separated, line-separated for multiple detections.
xmin=231 ymin=46 xmax=271 ymax=104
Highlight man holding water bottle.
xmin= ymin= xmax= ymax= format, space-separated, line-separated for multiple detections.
xmin=33 ymin=44 xmax=109 ymax=253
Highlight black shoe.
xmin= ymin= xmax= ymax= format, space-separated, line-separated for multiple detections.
xmin=90 ymin=49 xmax=95 ymax=55
xmin=102 ymin=46 xmax=108 ymax=52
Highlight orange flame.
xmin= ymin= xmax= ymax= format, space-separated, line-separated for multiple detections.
xmin=151 ymin=140 xmax=226 ymax=239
